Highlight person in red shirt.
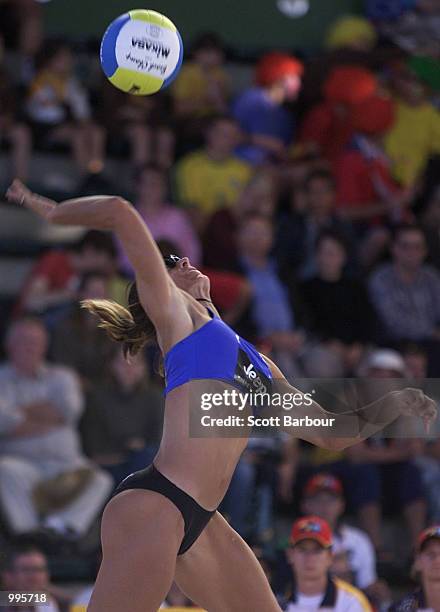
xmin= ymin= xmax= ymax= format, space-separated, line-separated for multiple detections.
xmin=334 ymin=93 xmax=415 ymax=225
xmin=299 ymin=65 xmax=378 ymax=163
xmin=16 ymin=231 xmax=124 ymax=318
xmin=333 ymin=93 xmax=416 ymax=267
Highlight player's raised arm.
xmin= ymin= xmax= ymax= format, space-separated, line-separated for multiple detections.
xmin=262 ymin=355 xmax=437 ymax=450
xmin=6 ymin=179 xmax=177 ymax=327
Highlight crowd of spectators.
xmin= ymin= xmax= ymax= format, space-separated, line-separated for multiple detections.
xmin=1 ymin=0 xmax=440 ymax=609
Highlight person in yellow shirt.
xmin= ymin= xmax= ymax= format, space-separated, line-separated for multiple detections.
xmin=171 ymin=32 xmax=229 ymax=119
xmin=280 ymin=516 xmax=373 ymax=612
xmin=26 ymin=41 xmax=106 ymax=175
xmin=384 ymin=57 xmax=440 ymax=187
xmin=175 ymin=115 xmax=252 ymax=219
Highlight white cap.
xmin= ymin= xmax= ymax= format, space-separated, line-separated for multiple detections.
xmin=361 ymin=349 xmax=407 ymax=376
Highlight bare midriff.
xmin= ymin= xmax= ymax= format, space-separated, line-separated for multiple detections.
xmin=154 ymin=384 xmax=249 ymax=511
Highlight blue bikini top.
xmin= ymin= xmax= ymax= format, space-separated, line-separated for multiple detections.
xmin=164 ymin=310 xmax=273 ymax=395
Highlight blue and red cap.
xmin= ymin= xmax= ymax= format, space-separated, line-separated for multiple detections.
xmin=290 ymin=516 xmax=333 ymax=548
xmin=417 ymin=525 xmax=440 ymax=552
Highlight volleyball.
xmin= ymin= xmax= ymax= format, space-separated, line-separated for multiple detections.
xmin=100 ymin=9 xmax=184 ymax=96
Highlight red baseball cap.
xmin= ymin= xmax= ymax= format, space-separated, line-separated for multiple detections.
xmin=256 ymin=52 xmax=303 ymax=87
xmin=290 ymin=516 xmax=333 ymax=548
xmin=304 ymin=473 xmax=343 ymax=498
xmin=417 ymin=525 xmax=440 ymax=552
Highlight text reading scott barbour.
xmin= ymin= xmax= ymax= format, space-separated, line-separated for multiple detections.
xmin=198 ymin=390 xmax=336 ymax=429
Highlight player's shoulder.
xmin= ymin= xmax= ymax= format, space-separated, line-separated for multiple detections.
xmin=334 ymin=578 xmax=372 ymax=611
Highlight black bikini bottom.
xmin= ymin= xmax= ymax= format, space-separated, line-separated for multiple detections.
xmin=112 ymin=463 xmax=216 ymax=555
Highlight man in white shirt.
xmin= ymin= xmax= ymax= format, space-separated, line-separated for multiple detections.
xmin=300 ymin=473 xmax=390 ymax=608
xmin=280 ymin=515 xmax=372 ymax=611
xmin=0 ymin=318 xmax=113 ymax=539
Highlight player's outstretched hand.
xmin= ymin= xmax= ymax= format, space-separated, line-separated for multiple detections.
xmin=6 ymin=179 xmax=32 ymax=207
xmin=6 ymin=179 xmax=56 ymax=221
xmin=391 ymin=388 xmax=437 ymax=433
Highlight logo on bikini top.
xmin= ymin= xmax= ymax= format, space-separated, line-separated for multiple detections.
xmin=234 ymin=348 xmax=271 ymax=395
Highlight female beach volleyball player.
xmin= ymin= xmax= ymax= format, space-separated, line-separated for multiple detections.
xmin=6 ymin=179 xmax=436 ymax=612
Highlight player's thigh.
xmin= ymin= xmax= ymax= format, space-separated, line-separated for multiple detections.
xmin=88 ymin=489 xmax=184 ymax=612
xmin=175 ymin=511 xmax=281 ymax=612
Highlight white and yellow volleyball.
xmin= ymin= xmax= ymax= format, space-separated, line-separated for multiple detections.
xmin=100 ymin=9 xmax=183 ymax=95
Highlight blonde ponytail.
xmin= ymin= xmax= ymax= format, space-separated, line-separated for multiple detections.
xmin=81 ymin=296 xmax=156 ymax=358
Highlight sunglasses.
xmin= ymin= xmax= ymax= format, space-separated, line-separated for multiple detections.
xmin=164 ymin=254 xmax=181 ymax=269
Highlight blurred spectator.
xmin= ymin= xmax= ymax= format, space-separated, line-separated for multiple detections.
xmin=421 ymin=186 xmax=440 ymax=270
xmin=0 ymin=0 xmax=42 ymax=56
xmin=334 ymin=93 xmax=415 ymax=228
xmin=414 ymin=436 xmax=440 ymax=523
xmin=276 ymin=170 xmax=356 ymax=280
xmin=49 ymin=272 xmax=118 ymax=391
xmin=26 ymin=40 xmax=105 ymax=175
xmin=402 ymin=343 xmax=429 ymax=380
xmin=302 ymin=349 xmax=427 ymax=557
xmin=345 ymin=349 xmax=427 ymax=553
xmin=17 ymin=230 xmax=126 ymax=321
xmin=203 ymin=268 xmax=252 ymax=328
xmin=299 ymin=230 xmax=376 ymax=374
xmin=325 ymin=16 xmax=378 ymax=53
xmin=171 ymin=32 xmax=229 ymax=119
xmin=222 ymin=437 xmax=297 ymax=543
xmin=368 ymin=225 xmax=440 ymax=357
xmin=80 ymin=348 xmax=163 ymax=486
xmin=300 ymin=473 xmax=390 ymax=608
xmin=375 ymin=0 xmax=440 ymax=56
xmin=390 ymin=525 xmax=440 ymax=611
xmin=118 ymin=164 xmax=201 ymax=275
xmin=0 ymin=35 xmax=31 ymax=180
xmin=298 ymin=66 xmax=377 ymax=162
xmin=400 ymin=345 xmax=440 ymax=522
xmin=232 ymin=52 xmax=302 ymax=165
xmin=384 ymin=57 xmax=440 ymax=188
xmin=1 ymin=544 xmax=61 ymax=612
xmin=237 ymin=214 xmax=304 ymax=376
xmin=366 ymin=0 xmax=416 ymax=21
xmin=203 ymin=171 xmax=276 ymax=271
xmin=99 ymin=82 xmax=175 ymax=169
xmin=278 ymin=516 xmax=372 ymax=611
xmin=0 ymin=318 xmax=112 ymax=539
xmin=300 ymin=15 xmax=379 ymax=109
xmin=175 ymin=114 xmax=252 ymax=221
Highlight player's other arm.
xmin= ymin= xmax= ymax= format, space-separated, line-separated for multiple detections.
xmin=262 ymin=355 xmax=436 ymax=451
